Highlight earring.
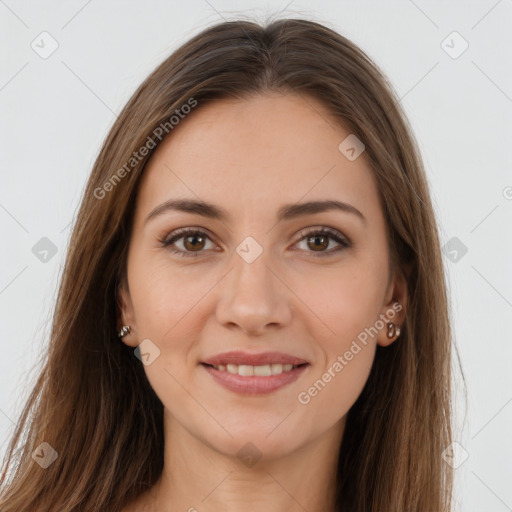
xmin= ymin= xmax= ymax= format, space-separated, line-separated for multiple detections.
xmin=118 ymin=325 xmax=131 ymax=339
xmin=386 ymin=322 xmax=401 ymax=339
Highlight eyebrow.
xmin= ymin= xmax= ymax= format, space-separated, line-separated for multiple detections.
xmin=144 ymin=198 xmax=366 ymax=225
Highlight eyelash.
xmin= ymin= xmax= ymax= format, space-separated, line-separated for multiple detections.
xmin=159 ymin=227 xmax=351 ymax=258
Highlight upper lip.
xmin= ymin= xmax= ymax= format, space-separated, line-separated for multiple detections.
xmin=202 ymin=351 xmax=309 ymax=366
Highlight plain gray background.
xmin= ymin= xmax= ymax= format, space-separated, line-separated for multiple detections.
xmin=1 ymin=1 xmax=511 ymax=510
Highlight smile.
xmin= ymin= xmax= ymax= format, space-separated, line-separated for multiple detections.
xmin=207 ymin=363 xmax=302 ymax=376
xmin=200 ymin=362 xmax=309 ymax=395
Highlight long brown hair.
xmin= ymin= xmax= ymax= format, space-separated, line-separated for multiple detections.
xmin=0 ymin=16 xmax=454 ymax=511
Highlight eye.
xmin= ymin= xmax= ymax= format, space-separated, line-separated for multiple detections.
xmin=160 ymin=228 xmax=217 ymax=258
xmin=160 ymin=227 xmax=351 ymax=258
xmin=293 ymin=227 xmax=351 ymax=258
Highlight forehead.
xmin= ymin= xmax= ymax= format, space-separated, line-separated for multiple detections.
xmin=134 ymin=92 xmax=381 ymax=225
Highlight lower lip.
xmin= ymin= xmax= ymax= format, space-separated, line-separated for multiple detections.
xmin=201 ymin=363 xmax=309 ymax=395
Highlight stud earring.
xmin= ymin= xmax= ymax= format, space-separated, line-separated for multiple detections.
xmin=386 ymin=322 xmax=401 ymax=339
xmin=118 ymin=325 xmax=131 ymax=339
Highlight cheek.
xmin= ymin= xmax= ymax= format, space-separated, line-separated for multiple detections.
xmin=127 ymin=257 xmax=210 ymax=389
xmin=293 ymin=262 xmax=383 ymax=420
xmin=297 ymin=336 xmax=376 ymax=429
xmin=300 ymin=259 xmax=386 ymax=339
xmin=129 ymin=254 xmax=208 ymax=339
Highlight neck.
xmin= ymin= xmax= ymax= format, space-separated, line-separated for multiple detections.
xmin=150 ymin=409 xmax=345 ymax=512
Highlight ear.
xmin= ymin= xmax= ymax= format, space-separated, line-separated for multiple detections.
xmin=116 ymin=278 xmax=138 ymax=348
xmin=377 ymin=265 xmax=408 ymax=347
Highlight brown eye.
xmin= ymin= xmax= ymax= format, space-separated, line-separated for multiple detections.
xmin=161 ymin=229 xmax=215 ymax=257
xmin=183 ymin=233 xmax=206 ymax=251
xmin=295 ymin=227 xmax=351 ymax=257
xmin=306 ymin=234 xmax=329 ymax=252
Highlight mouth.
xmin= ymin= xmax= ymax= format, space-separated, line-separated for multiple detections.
xmin=200 ymin=361 xmax=310 ymax=395
xmin=201 ymin=362 xmax=308 ymax=376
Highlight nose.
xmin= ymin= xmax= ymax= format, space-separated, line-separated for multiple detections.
xmin=215 ymin=249 xmax=293 ymax=336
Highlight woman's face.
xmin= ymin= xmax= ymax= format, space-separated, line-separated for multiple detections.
xmin=118 ymin=91 xmax=407 ymax=460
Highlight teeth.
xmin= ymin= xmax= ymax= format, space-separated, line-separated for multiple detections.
xmin=212 ymin=363 xmax=299 ymax=376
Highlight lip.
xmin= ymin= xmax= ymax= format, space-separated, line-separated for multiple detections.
xmin=201 ymin=363 xmax=309 ymax=395
xmin=202 ymin=350 xmax=309 ymax=366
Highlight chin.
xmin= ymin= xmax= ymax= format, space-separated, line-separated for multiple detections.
xmin=197 ymin=423 xmax=305 ymax=462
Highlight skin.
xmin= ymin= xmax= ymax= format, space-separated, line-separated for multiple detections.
xmin=118 ymin=91 xmax=407 ymax=512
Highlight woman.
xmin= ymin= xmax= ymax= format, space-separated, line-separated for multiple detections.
xmin=0 ymin=17 xmax=454 ymax=511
